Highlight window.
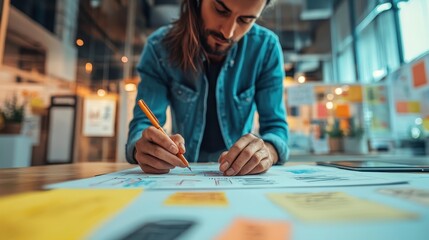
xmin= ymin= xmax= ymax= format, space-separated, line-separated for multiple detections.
xmin=399 ymin=0 xmax=429 ymax=62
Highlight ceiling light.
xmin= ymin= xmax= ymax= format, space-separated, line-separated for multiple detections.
xmin=76 ymin=39 xmax=84 ymax=47
xmin=297 ymin=75 xmax=306 ymax=84
xmin=85 ymin=62 xmax=93 ymax=73
xmin=326 ymin=102 xmax=334 ymax=110
xmin=124 ymin=83 xmax=137 ymax=92
xmin=334 ymin=87 xmax=343 ymax=95
xmin=121 ymin=56 xmax=128 ymax=63
xmin=97 ymin=89 xmax=106 ymax=97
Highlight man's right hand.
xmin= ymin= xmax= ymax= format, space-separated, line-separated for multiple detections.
xmin=134 ymin=126 xmax=186 ymax=174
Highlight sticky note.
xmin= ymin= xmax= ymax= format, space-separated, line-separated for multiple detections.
xmin=316 ymin=103 xmax=328 ymax=119
xmin=267 ymin=192 xmax=417 ymax=221
xmin=423 ymin=118 xmax=429 ymax=130
xmin=335 ymin=104 xmax=351 ymax=118
xmin=164 ymin=192 xmax=228 ymax=206
xmin=0 ymin=189 xmax=141 ymax=240
xmin=341 ymin=86 xmax=363 ymax=102
xmin=408 ymin=101 xmax=421 ymax=113
xmin=396 ymin=101 xmax=408 ymax=113
xmin=412 ymin=60 xmax=428 ymax=88
xmin=216 ymin=218 xmax=290 ymax=240
xmin=396 ymin=101 xmax=421 ymax=114
xmin=378 ymin=188 xmax=429 ymax=206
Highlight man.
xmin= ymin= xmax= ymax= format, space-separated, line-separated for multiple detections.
xmin=126 ymin=0 xmax=289 ymax=175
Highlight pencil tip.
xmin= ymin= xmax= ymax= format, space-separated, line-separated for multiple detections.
xmin=187 ymin=166 xmax=192 ymax=172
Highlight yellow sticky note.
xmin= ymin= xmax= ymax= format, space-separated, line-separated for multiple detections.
xmin=423 ymin=118 xmax=429 ymax=130
xmin=216 ymin=218 xmax=290 ymax=240
xmin=408 ymin=101 xmax=421 ymax=113
xmin=0 ymin=189 xmax=141 ymax=240
xmin=268 ymin=192 xmax=417 ymax=222
xmin=342 ymin=86 xmax=363 ymax=102
xmin=164 ymin=192 xmax=228 ymax=206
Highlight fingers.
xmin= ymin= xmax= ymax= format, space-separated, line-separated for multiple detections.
xmin=238 ymin=149 xmax=269 ymax=175
xmin=143 ymin=126 xmax=179 ymax=154
xmin=170 ymin=134 xmax=186 ymax=154
xmin=248 ymin=158 xmax=273 ymax=175
xmin=222 ymin=134 xmax=272 ymax=176
xmin=221 ymin=134 xmax=254 ymax=169
xmin=134 ymin=128 xmax=187 ymax=173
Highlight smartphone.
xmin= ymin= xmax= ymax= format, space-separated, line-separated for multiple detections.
xmin=121 ymin=219 xmax=195 ymax=240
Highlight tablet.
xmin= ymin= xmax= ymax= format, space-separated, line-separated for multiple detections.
xmin=317 ymin=161 xmax=429 ymax=172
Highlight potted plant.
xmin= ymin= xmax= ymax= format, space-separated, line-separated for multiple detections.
xmin=326 ymin=119 xmax=344 ymax=153
xmin=343 ymin=118 xmax=368 ymax=154
xmin=0 ymin=95 xmax=25 ymax=134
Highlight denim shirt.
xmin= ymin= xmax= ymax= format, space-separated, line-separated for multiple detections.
xmin=126 ymin=24 xmax=289 ymax=165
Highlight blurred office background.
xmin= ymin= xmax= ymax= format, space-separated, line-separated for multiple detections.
xmin=0 ymin=0 xmax=428 ymax=168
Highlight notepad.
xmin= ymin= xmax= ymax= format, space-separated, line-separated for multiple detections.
xmin=216 ymin=218 xmax=291 ymax=240
xmin=0 ymin=189 xmax=141 ymax=240
xmin=164 ymin=192 xmax=228 ymax=206
xmin=268 ymin=192 xmax=418 ymax=221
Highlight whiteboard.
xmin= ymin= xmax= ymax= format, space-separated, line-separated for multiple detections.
xmin=47 ymin=107 xmax=74 ymax=163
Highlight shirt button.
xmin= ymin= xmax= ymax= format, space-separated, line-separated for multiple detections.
xmin=177 ymin=90 xmax=182 ymax=95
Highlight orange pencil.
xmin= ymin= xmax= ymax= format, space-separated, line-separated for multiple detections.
xmin=137 ymin=99 xmax=192 ymax=171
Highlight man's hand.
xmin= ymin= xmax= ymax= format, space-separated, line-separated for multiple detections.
xmin=218 ymin=134 xmax=278 ymax=176
xmin=134 ymin=126 xmax=186 ymax=174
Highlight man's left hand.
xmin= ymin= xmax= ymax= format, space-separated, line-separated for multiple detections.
xmin=218 ymin=134 xmax=278 ymax=176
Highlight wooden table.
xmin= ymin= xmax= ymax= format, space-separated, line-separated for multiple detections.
xmin=0 ymin=162 xmax=135 ymax=196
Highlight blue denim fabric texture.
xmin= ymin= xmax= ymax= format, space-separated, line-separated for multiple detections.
xmin=126 ymin=24 xmax=289 ymax=164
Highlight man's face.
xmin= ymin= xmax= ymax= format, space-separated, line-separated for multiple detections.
xmin=200 ymin=0 xmax=266 ymax=57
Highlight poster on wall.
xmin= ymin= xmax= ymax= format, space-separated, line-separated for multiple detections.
xmin=83 ymin=97 xmax=116 ymax=137
xmin=365 ymin=85 xmax=391 ymax=135
xmin=390 ymin=67 xmax=413 ymax=100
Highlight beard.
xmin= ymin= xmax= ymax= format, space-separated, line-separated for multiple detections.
xmin=200 ymin=28 xmax=235 ymax=57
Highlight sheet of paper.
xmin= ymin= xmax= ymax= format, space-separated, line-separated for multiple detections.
xmin=378 ymin=188 xmax=429 ymax=206
xmin=215 ymin=218 xmax=290 ymax=240
xmin=0 ymin=189 xmax=141 ymax=240
xmin=45 ymin=165 xmax=407 ymax=190
xmin=164 ymin=192 xmax=228 ymax=207
xmin=267 ymin=192 xmax=418 ymax=221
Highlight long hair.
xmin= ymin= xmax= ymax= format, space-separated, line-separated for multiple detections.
xmin=163 ymin=0 xmax=204 ymax=75
xmin=163 ymin=0 xmax=274 ymax=75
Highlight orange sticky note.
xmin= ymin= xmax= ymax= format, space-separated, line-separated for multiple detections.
xmin=216 ymin=218 xmax=291 ymax=240
xmin=396 ymin=101 xmax=408 ymax=113
xmin=164 ymin=192 xmax=228 ymax=206
xmin=335 ymin=104 xmax=351 ymax=118
xmin=412 ymin=60 xmax=428 ymax=88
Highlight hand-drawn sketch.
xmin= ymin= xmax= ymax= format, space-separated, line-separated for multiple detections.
xmin=46 ymin=165 xmax=406 ymax=190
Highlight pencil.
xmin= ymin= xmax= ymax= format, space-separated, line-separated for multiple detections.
xmin=137 ymin=99 xmax=192 ymax=171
